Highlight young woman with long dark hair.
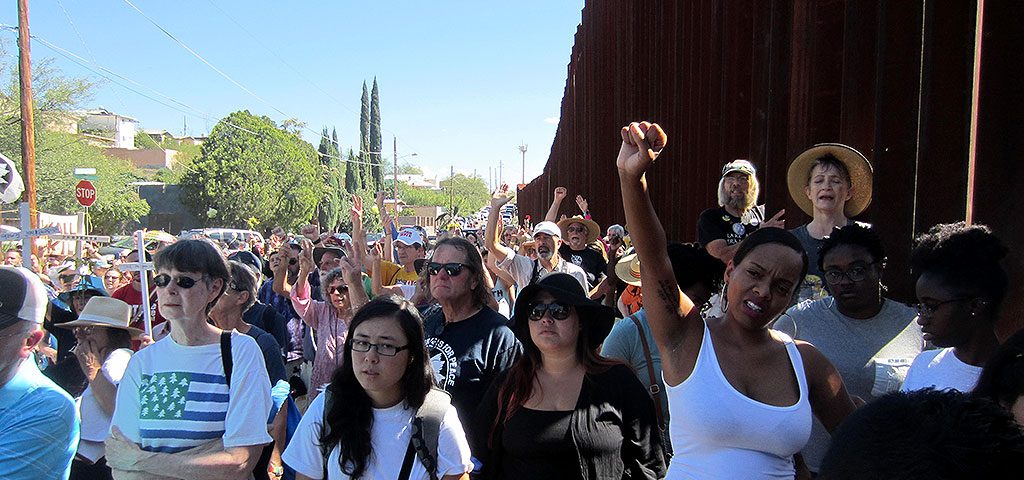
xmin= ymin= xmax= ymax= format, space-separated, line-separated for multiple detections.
xmin=282 ymin=296 xmax=473 ymax=480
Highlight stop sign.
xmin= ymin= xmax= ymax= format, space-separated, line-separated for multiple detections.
xmin=75 ymin=180 xmax=97 ymax=207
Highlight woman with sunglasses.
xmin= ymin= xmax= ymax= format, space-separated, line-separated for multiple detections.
xmin=617 ymin=122 xmax=854 ymax=479
xmin=781 ymin=223 xmax=925 ymax=474
xmin=107 ymin=239 xmax=274 ymax=479
xmin=420 ymin=237 xmax=520 ymax=428
xmin=902 ymin=222 xmax=1007 ymax=393
xmin=283 ymin=296 xmax=473 ymax=479
xmin=472 ymin=273 xmax=664 ymax=479
xmin=291 ymin=238 xmax=369 ymax=399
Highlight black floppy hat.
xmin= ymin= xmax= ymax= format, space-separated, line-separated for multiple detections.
xmin=512 ymin=273 xmax=616 ymax=349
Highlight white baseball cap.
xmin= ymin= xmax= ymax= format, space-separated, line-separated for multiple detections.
xmin=532 ymin=221 xmax=562 ymax=238
xmin=395 ymin=227 xmax=424 ymax=246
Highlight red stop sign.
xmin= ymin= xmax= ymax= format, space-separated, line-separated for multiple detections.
xmin=75 ymin=180 xmax=97 ymax=207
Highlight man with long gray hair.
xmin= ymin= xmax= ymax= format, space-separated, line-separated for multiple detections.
xmin=696 ymin=159 xmax=784 ymax=263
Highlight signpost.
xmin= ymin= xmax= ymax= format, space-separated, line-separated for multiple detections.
xmin=75 ymin=180 xmax=96 ymax=207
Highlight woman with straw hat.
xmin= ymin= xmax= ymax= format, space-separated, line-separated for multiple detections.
xmin=57 ymin=296 xmax=139 ymax=480
xmin=787 ymin=144 xmax=873 ymax=302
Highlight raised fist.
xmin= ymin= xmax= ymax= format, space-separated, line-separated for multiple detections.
xmin=553 ymin=186 xmax=567 ymax=201
xmin=616 ymin=121 xmax=667 ymax=179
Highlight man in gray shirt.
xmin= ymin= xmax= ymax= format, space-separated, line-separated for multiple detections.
xmin=781 ymin=224 xmax=926 ymax=473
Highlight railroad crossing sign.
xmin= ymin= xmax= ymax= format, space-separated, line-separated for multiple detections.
xmin=75 ymin=180 xmax=97 ymax=207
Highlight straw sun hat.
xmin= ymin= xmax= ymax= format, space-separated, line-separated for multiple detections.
xmin=786 ymin=143 xmax=874 ymax=217
xmin=557 ymin=216 xmax=601 ymax=244
xmin=56 ymin=296 xmax=143 ymax=337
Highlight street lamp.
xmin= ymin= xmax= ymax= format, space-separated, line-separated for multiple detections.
xmin=518 ymin=143 xmax=528 ymax=185
xmin=392 ymin=136 xmax=417 ymax=214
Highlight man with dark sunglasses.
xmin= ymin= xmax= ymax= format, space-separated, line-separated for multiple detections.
xmin=485 ymin=185 xmax=588 ymax=293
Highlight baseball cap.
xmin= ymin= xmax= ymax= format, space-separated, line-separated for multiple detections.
xmin=395 ymin=227 xmax=424 ymax=246
xmin=722 ymin=159 xmax=756 ymax=177
xmin=533 ymin=221 xmax=562 ymax=238
xmin=0 ymin=266 xmax=49 ymax=329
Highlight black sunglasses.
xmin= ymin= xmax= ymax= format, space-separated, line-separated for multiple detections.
xmin=330 ymin=285 xmax=349 ymax=295
xmin=528 ymin=301 xmax=572 ymax=321
xmin=427 ymin=262 xmax=469 ymax=277
xmin=154 ymin=274 xmax=205 ymax=289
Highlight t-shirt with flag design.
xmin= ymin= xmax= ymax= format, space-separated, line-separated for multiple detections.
xmin=110 ymin=330 xmax=273 ymax=453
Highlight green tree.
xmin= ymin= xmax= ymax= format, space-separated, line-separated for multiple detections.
xmin=179 ymin=110 xmax=320 ymax=231
xmin=358 ymin=81 xmax=372 ymax=191
xmin=440 ymin=173 xmax=490 ymax=216
xmin=369 ymin=78 xmax=383 ymax=189
xmin=344 ymin=147 xmax=360 ymax=193
xmin=315 ymin=126 xmax=345 ymax=230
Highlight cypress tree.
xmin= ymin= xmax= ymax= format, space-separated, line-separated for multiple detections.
xmin=359 ymin=81 xmax=372 ymax=190
xmin=370 ymin=78 xmax=383 ymax=190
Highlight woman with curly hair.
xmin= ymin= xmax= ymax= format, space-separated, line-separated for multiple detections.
xmin=903 ymin=222 xmax=1007 ymax=393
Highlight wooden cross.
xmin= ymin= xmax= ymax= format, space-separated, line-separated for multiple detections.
xmin=117 ymin=230 xmax=157 ymax=336
xmin=0 ymin=203 xmax=61 ymax=268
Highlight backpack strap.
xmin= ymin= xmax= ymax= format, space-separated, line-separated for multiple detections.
xmin=220 ymin=331 xmax=232 ymax=389
xmin=411 ymin=388 xmax=451 ymax=480
xmin=529 ymin=258 xmax=540 ymax=285
xmin=628 ymin=314 xmax=666 ymax=430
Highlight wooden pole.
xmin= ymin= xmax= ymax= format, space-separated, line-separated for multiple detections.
xmin=18 ymin=0 xmax=38 ymax=234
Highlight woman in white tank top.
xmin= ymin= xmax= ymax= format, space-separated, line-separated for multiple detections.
xmin=616 ymin=121 xmax=857 ymax=479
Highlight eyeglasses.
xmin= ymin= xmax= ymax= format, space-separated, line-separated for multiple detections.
xmin=330 ymin=285 xmax=349 ymax=295
xmin=528 ymin=301 xmax=572 ymax=321
xmin=914 ymin=298 xmax=970 ymax=317
xmin=823 ymin=263 xmax=877 ymax=285
xmin=351 ymin=339 xmax=410 ymax=357
xmin=154 ymin=274 xmax=205 ymax=289
xmin=566 ymin=226 xmax=588 ymax=234
xmin=427 ymin=262 xmax=469 ymax=276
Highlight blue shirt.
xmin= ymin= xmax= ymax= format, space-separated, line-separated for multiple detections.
xmin=0 ymin=358 xmax=79 ymax=479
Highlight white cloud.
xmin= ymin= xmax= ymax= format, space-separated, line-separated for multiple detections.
xmin=543 ymin=117 xmax=560 ymax=125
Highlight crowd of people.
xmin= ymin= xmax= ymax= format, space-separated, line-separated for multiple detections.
xmin=1 ymin=121 xmax=1023 ymax=479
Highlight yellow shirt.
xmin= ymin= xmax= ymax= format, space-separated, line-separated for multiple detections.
xmin=379 ymin=260 xmax=420 ymax=286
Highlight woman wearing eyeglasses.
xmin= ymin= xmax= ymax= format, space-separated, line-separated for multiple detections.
xmin=472 ymin=273 xmax=664 ymax=479
xmin=780 ymin=223 xmax=925 ymax=474
xmin=283 ymin=296 xmax=474 ymax=479
xmin=290 ymin=239 xmax=369 ymax=400
xmin=901 ymin=222 xmax=1007 ymax=393
xmin=107 ymin=239 xmax=274 ymax=479
xmin=420 ymin=237 xmax=520 ymax=428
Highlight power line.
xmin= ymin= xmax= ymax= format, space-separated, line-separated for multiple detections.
xmin=0 ymin=26 xmax=379 ymax=166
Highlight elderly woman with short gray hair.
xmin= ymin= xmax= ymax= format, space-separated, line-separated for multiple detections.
xmin=289 ymin=239 xmax=368 ymax=398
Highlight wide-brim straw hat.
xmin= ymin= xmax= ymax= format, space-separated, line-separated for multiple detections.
xmin=787 ymin=143 xmax=874 ymax=217
xmin=557 ymin=216 xmax=600 ymax=244
xmin=614 ymin=251 xmax=642 ymax=287
xmin=512 ymin=273 xmax=615 ymax=349
xmin=56 ymin=296 xmax=143 ymax=337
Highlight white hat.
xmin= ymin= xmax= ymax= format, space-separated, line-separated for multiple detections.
xmin=0 ymin=266 xmax=49 ymax=329
xmin=532 ymin=221 xmax=562 ymax=238
xmin=395 ymin=227 xmax=424 ymax=246
xmin=56 ymin=296 xmax=143 ymax=337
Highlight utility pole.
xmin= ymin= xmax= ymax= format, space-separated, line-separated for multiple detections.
xmin=18 ymin=0 xmax=37 ymax=231
xmin=518 ymin=142 xmax=528 ymax=184
xmin=393 ymin=136 xmax=398 ymax=212
xmin=498 ymin=158 xmax=503 ymax=188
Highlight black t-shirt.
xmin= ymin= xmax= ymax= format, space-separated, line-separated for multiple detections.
xmin=243 ymin=302 xmax=289 ymax=357
xmin=422 ymin=306 xmax=522 ymax=426
xmin=696 ymin=206 xmax=764 ymax=247
xmin=559 ymin=244 xmax=607 ymax=288
xmin=500 ymin=408 xmax=578 ymax=480
xmin=244 ymin=325 xmax=287 ymax=385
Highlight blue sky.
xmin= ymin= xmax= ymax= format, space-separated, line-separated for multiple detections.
xmin=1 ymin=0 xmax=583 ymax=184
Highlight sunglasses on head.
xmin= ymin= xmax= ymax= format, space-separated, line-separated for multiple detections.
xmin=528 ymin=301 xmax=572 ymax=321
xmin=427 ymin=262 xmax=468 ymax=276
xmin=154 ymin=273 xmax=205 ymax=289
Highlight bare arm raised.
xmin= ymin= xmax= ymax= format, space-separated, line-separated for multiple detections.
xmin=616 ymin=121 xmax=702 ymax=385
xmin=484 ymin=185 xmax=515 ymax=262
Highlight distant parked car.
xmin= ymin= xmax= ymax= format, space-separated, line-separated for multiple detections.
xmin=97 ymin=231 xmax=177 ymax=258
xmin=180 ymin=228 xmax=265 ymax=247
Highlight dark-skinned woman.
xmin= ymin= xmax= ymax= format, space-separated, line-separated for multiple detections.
xmin=617 ymin=121 xmax=855 ymax=479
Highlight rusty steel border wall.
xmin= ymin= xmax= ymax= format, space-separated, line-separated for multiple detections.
xmin=519 ymin=0 xmax=1023 ymax=335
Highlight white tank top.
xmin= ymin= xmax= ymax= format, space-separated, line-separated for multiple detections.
xmin=665 ymin=322 xmax=812 ymax=479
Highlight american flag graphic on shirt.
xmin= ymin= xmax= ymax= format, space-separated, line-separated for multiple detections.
xmin=137 ymin=371 xmax=229 ymax=453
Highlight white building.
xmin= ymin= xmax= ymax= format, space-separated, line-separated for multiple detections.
xmin=78 ymin=108 xmax=138 ymax=149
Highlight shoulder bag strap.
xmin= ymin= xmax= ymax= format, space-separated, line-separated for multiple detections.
xmin=412 ymin=388 xmax=450 ymax=480
xmin=628 ymin=314 xmax=665 ymax=430
xmin=220 ymin=331 xmax=232 ymax=389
